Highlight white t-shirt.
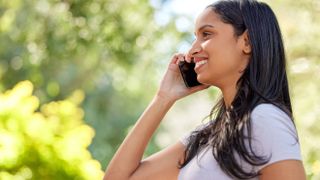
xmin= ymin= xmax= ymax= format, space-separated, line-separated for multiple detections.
xmin=178 ymin=104 xmax=302 ymax=180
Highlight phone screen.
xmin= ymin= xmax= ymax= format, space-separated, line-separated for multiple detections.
xmin=178 ymin=61 xmax=201 ymax=88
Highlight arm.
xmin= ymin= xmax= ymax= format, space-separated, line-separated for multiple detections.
xmin=259 ymin=160 xmax=306 ymax=180
xmin=104 ymin=96 xmax=178 ymax=180
xmin=251 ymin=105 xmax=306 ymax=180
xmin=104 ymin=54 xmax=209 ymax=180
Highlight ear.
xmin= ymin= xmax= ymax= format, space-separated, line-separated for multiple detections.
xmin=241 ymin=30 xmax=251 ymax=55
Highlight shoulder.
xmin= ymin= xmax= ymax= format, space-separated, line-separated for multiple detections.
xmin=249 ymin=103 xmax=298 ymax=144
xmin=250 ymin=103 xmax=295 ymax=131
xmin=248 ymin=103 xmax=302 ymax=171
xmin=251 ymin=103 xmax=291 ymax=120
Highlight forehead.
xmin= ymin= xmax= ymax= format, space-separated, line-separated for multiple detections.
xmin=194 ymin=8 xmax=222 ymax=30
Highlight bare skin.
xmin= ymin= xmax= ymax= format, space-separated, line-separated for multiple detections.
xmin=104 ymin=8 xmax=306 ymax=180
xmin=104 ymin=54 xmax=209 ymax=180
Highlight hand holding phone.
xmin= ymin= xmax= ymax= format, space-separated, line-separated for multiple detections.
xmin=178 ymin=60 xmax=202 ymax=88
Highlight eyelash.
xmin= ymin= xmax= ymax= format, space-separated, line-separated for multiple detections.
xmin=202 ymin=32 xmax=211 ymax=38
xmin=193 ymin=32 xmax=212 ymax=41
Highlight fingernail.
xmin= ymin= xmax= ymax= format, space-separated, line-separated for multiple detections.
xmin=184 ymin=56 xmax=190 ymax=63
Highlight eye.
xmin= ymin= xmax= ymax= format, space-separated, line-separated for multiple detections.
xmin=202 ymin=32 xmax=211 ymax=39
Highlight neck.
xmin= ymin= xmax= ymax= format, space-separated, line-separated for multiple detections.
xmin=221 ymin=84 xmax=237 ymax=108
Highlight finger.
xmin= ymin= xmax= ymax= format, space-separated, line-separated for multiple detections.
xmin=177 ymin=56 xmax=184 ymax=64
xmin=185 ymin=53 xmax=192 ymax=63
xmin=169 ymin=53 xmax=178 ymax=64
xmin=170 ymin=53 xmax=185 ymax=64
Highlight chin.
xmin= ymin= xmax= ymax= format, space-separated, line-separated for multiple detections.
xmin=197 ymin=75 xmax=209 ymax=84
xmin=197 ymin=74 xmax=216 ymax=86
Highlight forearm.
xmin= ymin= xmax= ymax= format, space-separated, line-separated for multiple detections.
xmin=104 ymin=95 xmax=175 ymax=180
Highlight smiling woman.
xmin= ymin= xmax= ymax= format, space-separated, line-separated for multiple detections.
xmin=104 ymin=0 xmax=306 ymax=179
xmin=188 ymin=8 xmax=250 ymax=93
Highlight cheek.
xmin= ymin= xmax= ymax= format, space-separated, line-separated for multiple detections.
xmin=202 ymin=37 xmax=242 ymax=71
xmin=207 ymin=48 xmax=242 ymax=75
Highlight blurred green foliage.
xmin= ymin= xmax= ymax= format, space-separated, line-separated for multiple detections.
xmin=0 ymin=0 xmax=185 ymax=178
xmin=269 ymin=0 xmax=320 ymax=179
xmin=0 ymin=81 xmax=104 ymax=179
xmin=0 ymin=0 xmax=319 ymax=179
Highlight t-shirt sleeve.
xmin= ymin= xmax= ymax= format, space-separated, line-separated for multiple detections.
xmin=249 ymin=104 xmax=302 ymax=171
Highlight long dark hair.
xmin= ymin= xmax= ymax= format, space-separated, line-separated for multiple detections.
xmin=179 ymin=0 xmax=295 ymax=179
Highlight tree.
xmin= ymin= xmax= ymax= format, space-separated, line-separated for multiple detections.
xmin=0 ymin=81 xmax=104 ymax=179
xmin=0 ymin=0 xmax=185 ymax=172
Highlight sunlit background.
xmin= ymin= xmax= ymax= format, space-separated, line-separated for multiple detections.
xmin=0 ymin=0 xmax=319 ymax=179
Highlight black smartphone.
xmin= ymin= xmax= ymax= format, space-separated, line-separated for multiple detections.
xmin=178 ymin=60 xmax=201 ymax=88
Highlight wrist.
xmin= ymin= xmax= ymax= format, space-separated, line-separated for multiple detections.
xmin=154 ymin=93 xmax=177 ymax=105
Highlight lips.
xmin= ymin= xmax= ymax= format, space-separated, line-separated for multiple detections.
xmin=195 ymin=59 xmax=208 ymax=72
xmin=193 ymin=57 xmax=208 ymax=63
xmin=193 ymin=56 xmax=208 ymax=73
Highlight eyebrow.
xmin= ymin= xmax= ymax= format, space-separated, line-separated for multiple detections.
xmin=194 ymin=24 xmax=215 ymax=35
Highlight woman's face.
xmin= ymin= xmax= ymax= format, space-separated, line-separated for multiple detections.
xmin=188 ymin=8 xmax=250 ymax=89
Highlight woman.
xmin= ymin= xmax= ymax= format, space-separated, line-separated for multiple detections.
xmin=104 ymin=0 xmax=306 ymax=179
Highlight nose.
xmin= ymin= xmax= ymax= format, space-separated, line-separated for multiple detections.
xmin=187 ymin=41 xmax=202 ymax=61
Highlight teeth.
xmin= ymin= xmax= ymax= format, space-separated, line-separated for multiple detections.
xmin=196 ymin=60 xmax=208 ymax=66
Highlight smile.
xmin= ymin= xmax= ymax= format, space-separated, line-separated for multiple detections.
xmin=195 ymin=60 xmax=208 ymax=72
